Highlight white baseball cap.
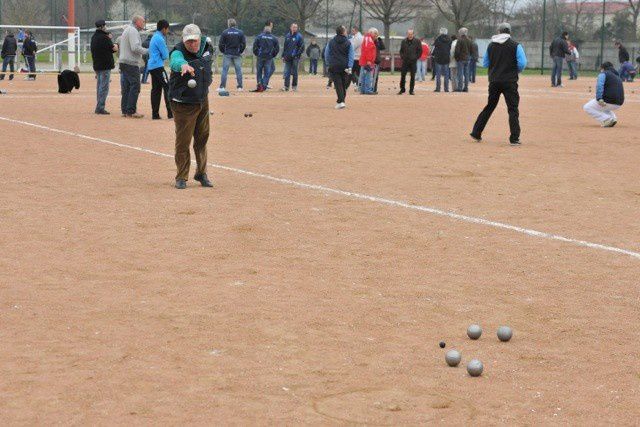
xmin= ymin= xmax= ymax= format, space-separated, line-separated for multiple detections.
xmin=183 ymin=24 xmax=201 ymax=42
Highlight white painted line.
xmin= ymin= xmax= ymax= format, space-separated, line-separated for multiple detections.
xmin=1 ymin=115 xmax=639 ymax=261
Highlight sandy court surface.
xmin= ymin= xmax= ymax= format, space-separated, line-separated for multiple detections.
xmin=1 ymin=73 xmax=639 ymax=424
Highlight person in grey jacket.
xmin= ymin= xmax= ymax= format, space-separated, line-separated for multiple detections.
xmin=118 ymin=15 xmax=148 ymax=118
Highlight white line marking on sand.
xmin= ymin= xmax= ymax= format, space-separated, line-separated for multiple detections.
xmin=1 ymin=115 xmax=639 ymax=261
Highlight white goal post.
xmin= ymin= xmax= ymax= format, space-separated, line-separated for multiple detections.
xmin=0 ymin=24 xmax=80 ymax=72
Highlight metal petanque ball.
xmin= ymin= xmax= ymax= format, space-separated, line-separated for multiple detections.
xmin=497 ymin=326 xmax=513 ymax=342
xmin=445 ymin=350 xmax=461 ymax=367
xmin=187 ymin=79 xmax=197 ymax=88
xmin=467 ymin=359 xmax=484 ymax=377
xmin=467 ymin=324 xmax=482 ymax=340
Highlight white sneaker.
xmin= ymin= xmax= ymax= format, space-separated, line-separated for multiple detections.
xmin=237 ymin=87 xmax=243 ymax=92
xmin=217 ymin=87 xmax=225 ymax=92
xmin=292 ymin=86 xmax=298 ymax=92
xmin=335 ymin=102 xmax=346 ymax=109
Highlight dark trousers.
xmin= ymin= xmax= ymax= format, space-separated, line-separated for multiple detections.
xmin=472 ymin=81 xmax=520 ymax=142
xmin=373 ymin=64 xmax=381 ymax=92
xmin=330 ymin=70 xmax=351 ymax=103
xmin=0 ymin=55 xmax=15 ymax=80
xmin=352 ymin=59 xmax=360 ymax=84
xmin=400 ymin=60 xmax=417 ymax=92
xmin=309 ymin=59 xmax=318 ymax=74
xmin=120 ymin=63 xmax=141 ymax=115
xmin=171 ymin=98 xmax=209 ymax=181
xmin=24 ymin=55 xmax=36 ymax=79
xmin=150 ymin=68 xmax=172 ymax=119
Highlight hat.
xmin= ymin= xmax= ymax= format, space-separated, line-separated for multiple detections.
xmin=95 ymin=19 xmax=106 ymax=28
xmin=459 ymin=27 xmax=468 ymax=36
xmin=439 ymin=28 xmax=448 ymax=35
xmin=497 ymin=22 xmax=511 ymax=32
xmin=182 ymin=24 xmax=201 ymax=42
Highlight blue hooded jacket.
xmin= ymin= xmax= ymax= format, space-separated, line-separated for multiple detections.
xmin=282 ymin=31 xmax=304 ymax=60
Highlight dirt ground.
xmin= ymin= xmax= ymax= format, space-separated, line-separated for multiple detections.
xmin=1 ymin=71 xmax=639 ymax=425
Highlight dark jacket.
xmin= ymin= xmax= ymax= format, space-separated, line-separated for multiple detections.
xmin=169 ymin=40 xmax=213 ymax=103
xmin=1 ymin=34 xmax=17 ymax=58
xmin=599 ymin=67 xmax=624 ymax=105
xmin=253 ymin=31 xmax=279 ymax=59
xmin=219 ymin=27 xmax=246 ymax=56
xmin=57 ymin=70 xmax=80 ymax=93
xmin=375 ymin=37 xmax=385 ymax=64
xmin=91 ymin=29 xmax=116 ymax=71
xmin=618 ymin=45 xmax=630 ymax=64
xmin=326 ymin=34 xmax=351 ymax=72
xmin=22 ymin=37 xmax=37 ymax=56
xmin=471 ymin=40 xmax=479 ymax=59
xmin=432 ymin=34 xmax=452 ymax=65
xmin=454 ymin=35 xmax=472 ymax=61
xmin=282 ymin=31 xmax=304 ymax=59
xmin=485 ymin=34 xmax=527 ymax=83
xmin=549 ymin=36 xmax=570 ymax=58
xmin=306 ymin=43 xmax=322 ymax=59
xmin=400 ymin=37 xmax=422 ymax=63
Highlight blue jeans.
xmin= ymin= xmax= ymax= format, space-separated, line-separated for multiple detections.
xmin=456 ymin=60 xmax=469 ymax=91
xmin=1 ymin=55 xmax=15 ymax=79
xmin=283 ymin=58 xmax=299 ymax=88
xmin=359 ymin=65 xmax=374 ymax=94
xmin=469 ymin=57 xmax=477 ymax=82
xmin=267 ymin=58 xmax=275 ymax=84
xmin=256 ymin=57 xmax=273 ymax=87
xmin=95 ymin=69 xmax=111 ymax=113
xmin=551 ymin=56 xmax=564 ymax=86
xmin=568 ymin=61 xmax=578 ymax=79
xmin=120 ymin=63 xmax=141 ymax=115
xmin=141 ymin=61 xmax=149 ymax=83
xmin=435 ymin=63 xmax=449 ymax=91
xmin=309 ymin=58 xmax=318 ymax=74
xmin=416 ymin=60 xmax=427 ymax=81
xmin=220 ymin=54 xmax=243 ymax=89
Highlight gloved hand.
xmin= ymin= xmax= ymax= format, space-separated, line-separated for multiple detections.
xmin=345 ymin=68 xmax=352 ymax=75
xmin=597 ymin=99 xmax=606 ymax=107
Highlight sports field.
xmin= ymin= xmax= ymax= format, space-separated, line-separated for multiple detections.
xmin=1 ymin=73 xmax=639 ymax=424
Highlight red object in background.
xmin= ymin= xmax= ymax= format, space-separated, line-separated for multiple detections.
xmin=68 ymin=0 xmax=75 ymax=27
xmin=378 ymin=52 xmax=403 ymax=72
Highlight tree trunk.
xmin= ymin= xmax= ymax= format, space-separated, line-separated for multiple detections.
xmin=384 ymin=21 xmax=390 ymax=52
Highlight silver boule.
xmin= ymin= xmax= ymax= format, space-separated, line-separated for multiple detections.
xmin=445 ymin=350 xmax=462 ymax=367
xmin=467 ymin=359 xmax=484 ymax=377
xmin=467 ymin=324 xmax=482 ymax=340
xmin=497 ymin=326 xmax=513 ymax=342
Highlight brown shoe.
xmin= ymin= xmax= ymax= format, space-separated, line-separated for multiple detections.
xmin=126 ymin=113 xmax=144 ymax=119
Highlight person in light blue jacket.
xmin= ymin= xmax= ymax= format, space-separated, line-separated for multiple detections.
xmin=148 ymin=20 xmax=172 ymax=120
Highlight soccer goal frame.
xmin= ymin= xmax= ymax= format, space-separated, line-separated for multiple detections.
xmin=0 ymin=24 xmax=80 ymax=72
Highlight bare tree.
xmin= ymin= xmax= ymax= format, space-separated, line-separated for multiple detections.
xmin=427 ymin=0 xmax=486 ymax=29
xmin=274 ymin=0 xmax=323 ymax=33
xmin=210 ymin=0 xmax=255 ymax=24
xmin=627 ymin=0 xmax=640 ymax=40
xmin=363 ymin=0 xmax=420 ymax=49
xmin=3 ymin=0 xmax=48 ymax=24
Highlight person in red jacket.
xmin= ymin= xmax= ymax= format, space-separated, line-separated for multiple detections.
xmin=358 ymin=28 xmax=378 ymax=94
xmin=417 ymin=38 xmax=430 ymax=81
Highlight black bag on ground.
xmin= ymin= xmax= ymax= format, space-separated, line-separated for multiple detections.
xmin=58 ymin=70 xmax=80 ymax=93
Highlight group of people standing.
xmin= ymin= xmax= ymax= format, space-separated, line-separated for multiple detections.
xmin=1 ymin=30 xmax=38 ymax=81
xmin=431 ymin=28 xmax=480 ymax=93
xmin=90 ymin=16 xmax=172 ymax=119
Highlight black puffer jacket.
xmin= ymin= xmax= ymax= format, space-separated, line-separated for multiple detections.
xmin=400 ymin=37 xmax=422 ymax=63
xmin=1 ymin=34 xmax=17 ymax=58
xmin=432 ymin=34 xmax=452 ymax=65
xmin=90 ymin=29 xmax=116 ymax=71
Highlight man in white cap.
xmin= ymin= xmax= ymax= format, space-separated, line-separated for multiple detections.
xmin=168 ymin=24 xmax=214 ymax=189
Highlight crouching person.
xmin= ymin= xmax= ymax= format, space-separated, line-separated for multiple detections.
xmin=169 ymin=24 xmax=214 ymax=189
xmin=583 ymin=62 xmax=624 ymax=128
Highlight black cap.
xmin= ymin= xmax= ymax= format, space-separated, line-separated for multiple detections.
xmin=95 ymin=20 xmax=106 ymax=28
